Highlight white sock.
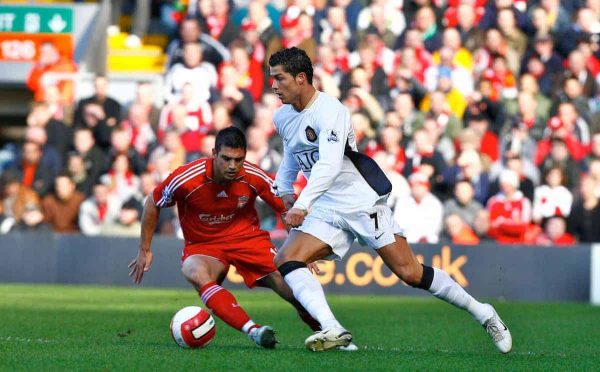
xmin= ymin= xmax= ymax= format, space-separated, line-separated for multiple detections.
xmin=242 ymin=320 xmax=256 ymax=334
xmin=429 ymin=268 xmax=493 ymax=325
xmin=284 ymin=267 xmax=342 ymax=330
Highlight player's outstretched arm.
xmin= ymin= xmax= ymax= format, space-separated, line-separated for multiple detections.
xmin=128 ymin=197 xmax=160 ymax=284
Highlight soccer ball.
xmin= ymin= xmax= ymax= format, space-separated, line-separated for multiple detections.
xmin=170 ymin=306 xmax=216 ymax=348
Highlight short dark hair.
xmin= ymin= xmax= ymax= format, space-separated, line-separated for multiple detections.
xmin=214 ymin=127 xmax=246 ymax=153
xmin=268 ymin=47 xmax=313 ymax=84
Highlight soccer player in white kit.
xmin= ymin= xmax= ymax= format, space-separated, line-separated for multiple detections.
xmin=269 ymin=47 xmax=512 ymax=353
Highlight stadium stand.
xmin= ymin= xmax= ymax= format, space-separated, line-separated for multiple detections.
xmin=1 ymin=0 xmax=599 ymax=246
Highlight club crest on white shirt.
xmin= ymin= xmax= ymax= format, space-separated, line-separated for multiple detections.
xmin=327 ymin=129 xmax=339 ymax=143
xmin=305 ymin=126 xmax=317 ymax=142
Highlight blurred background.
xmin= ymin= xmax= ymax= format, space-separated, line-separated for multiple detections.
xmin=0 ymin=0 xmax=600 ymax=302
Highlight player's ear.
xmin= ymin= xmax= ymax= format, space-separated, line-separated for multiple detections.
xmin=212 ymin=148 xmax=217 ymax=157
xmin=296 ymin=72 xmax=306 ymax=85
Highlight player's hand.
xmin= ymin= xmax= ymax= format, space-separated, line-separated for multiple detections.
xmin=285 ymin=207 xmax=307 ymax=228
xmin=307 ymin=262 xmax=321 ymax=275
xmin=128 ymin=249 xmax=153 ymax=284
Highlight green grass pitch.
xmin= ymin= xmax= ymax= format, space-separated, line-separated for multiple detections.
xmin=1 ymin=284 xmax=599 ymax=371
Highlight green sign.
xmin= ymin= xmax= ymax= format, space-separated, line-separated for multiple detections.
xmin=0 ymin=6 xmax=73 ymax=34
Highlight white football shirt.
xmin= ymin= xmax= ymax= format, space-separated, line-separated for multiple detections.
xmin=274 ymin=91 xmax=384 ymax=212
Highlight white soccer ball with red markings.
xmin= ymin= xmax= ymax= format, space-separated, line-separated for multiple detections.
xmin=170 ymin=306 xmax=216 ymax=348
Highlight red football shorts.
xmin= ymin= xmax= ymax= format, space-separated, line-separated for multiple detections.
xmin=182 ymin=236 xmax=278 ymax=288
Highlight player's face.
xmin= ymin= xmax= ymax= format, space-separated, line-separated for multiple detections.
xmin=270 ymin=65 xmax=300 ymax=105
xmin=213 ymin=146 xmax=246 ymax=183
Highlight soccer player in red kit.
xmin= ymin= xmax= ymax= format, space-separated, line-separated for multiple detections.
xmin=128 ymin=127 xmax=320 ymax=348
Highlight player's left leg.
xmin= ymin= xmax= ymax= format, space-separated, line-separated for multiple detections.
xmin=258 ymin=272 xmax=321 ymax=331
xmin=181 ymin=254 xmax=277 ymax=348
xmin=377 ymin=235 xmax=512 ymax=354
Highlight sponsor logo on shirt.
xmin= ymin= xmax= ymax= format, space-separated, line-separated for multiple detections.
xmin=293 ymin=148 xmax=319 ymax=172
xmin=198 ymin=213 xmax=235 ymax=225
xmin=305 ymin=126 xmax=317 ymax=142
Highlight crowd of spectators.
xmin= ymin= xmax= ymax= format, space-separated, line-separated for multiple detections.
xmin=1 ymin=0 xmax=600 ymax=246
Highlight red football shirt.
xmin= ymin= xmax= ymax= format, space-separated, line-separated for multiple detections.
xmin=153 ymin=158 xmax=285 ymax=245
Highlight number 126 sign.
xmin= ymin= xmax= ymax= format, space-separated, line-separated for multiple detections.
xmin=0 ymin=5 xmax=73 ymax=62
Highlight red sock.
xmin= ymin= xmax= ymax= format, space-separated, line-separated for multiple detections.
xmin=199 ymin=281 xmax=252 ymax=332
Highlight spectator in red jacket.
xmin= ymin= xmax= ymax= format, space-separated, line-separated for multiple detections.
xmin=487 ymin=169 xmax=533 ymax=244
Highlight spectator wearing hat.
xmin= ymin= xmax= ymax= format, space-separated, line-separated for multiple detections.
xmin=486 ymin=169 xmax=533 ymax=244
xmin=532 ymin=165 xmax=573 ymax=224
xmin=568 ymin=174 xmax=600 ymax=242
xmin=535 ymin=216 xmax=576 ymax=246
xmin=393 ymin=171 xmax=444 ymax=244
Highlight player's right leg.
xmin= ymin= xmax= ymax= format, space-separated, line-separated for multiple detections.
xmin=181 ymin=254 xmax=276 ymax=348
xmin=274 ymin=230 xmax=352 ymax=351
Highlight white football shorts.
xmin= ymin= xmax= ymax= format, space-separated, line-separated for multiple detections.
xmin=296 ymin=203 xmax=406 ymax=260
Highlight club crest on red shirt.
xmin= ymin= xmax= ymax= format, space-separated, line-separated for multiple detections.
xmin=305 ymin=126 xmax=317 ymax=142
xmin=237 ymin=195 xmax=249 ymax=208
